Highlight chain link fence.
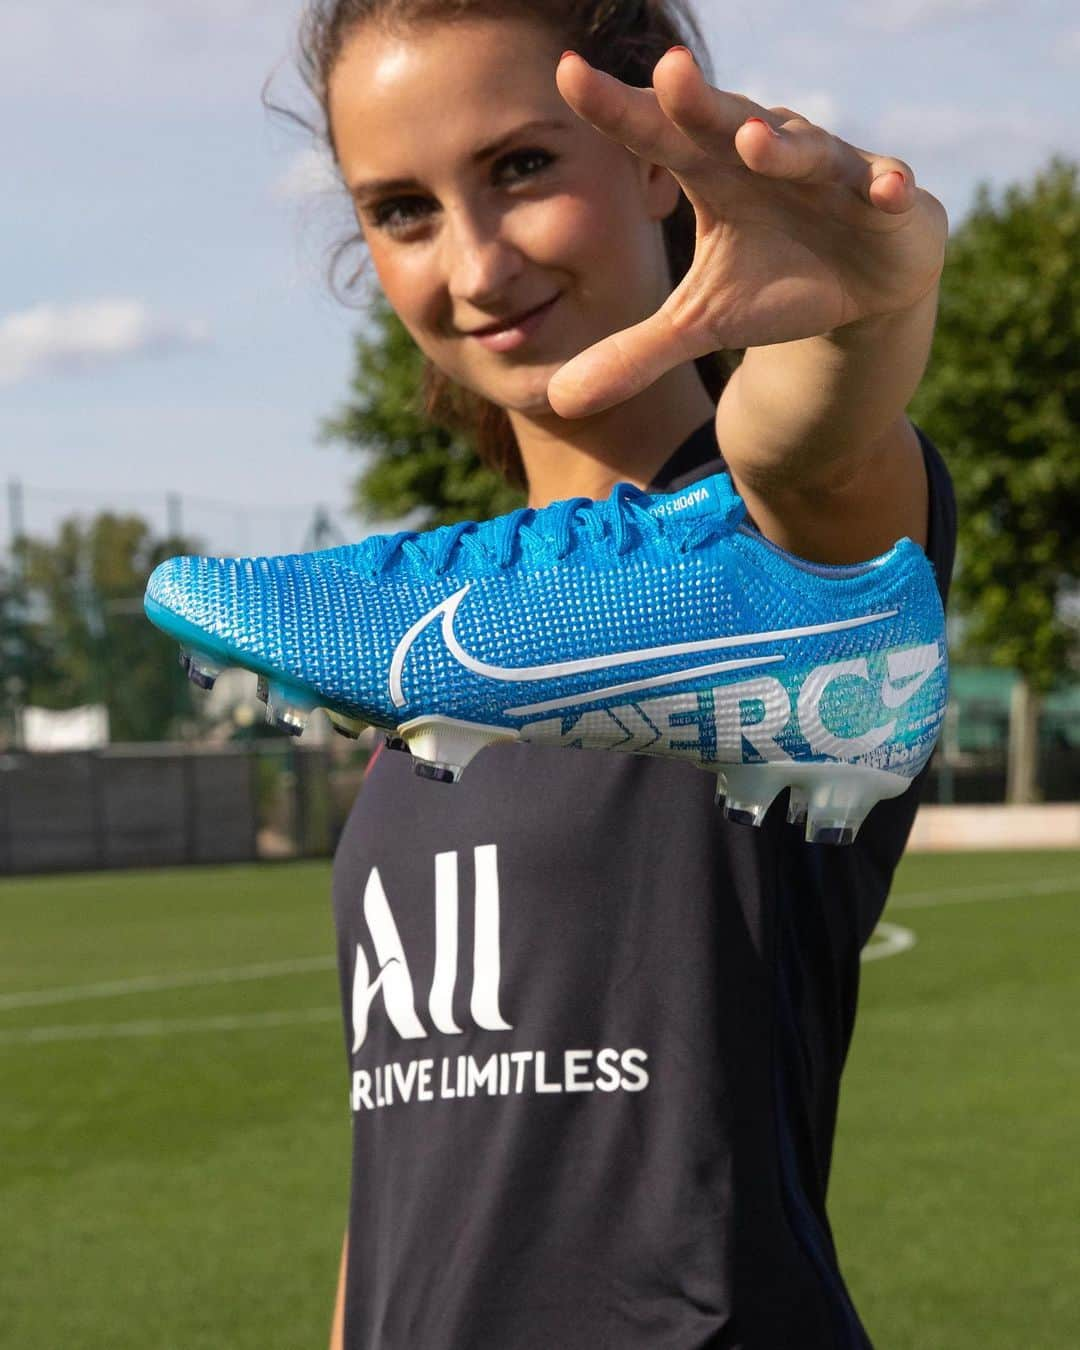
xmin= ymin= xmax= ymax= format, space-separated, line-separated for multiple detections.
xmin=0 ymin=741 xmax=370 ymax=876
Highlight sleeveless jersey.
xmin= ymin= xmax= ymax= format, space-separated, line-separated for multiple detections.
xmin=331 ymin=419 xmax=956 ymax=1349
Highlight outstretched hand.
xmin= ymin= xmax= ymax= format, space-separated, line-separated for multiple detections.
xmin=547 ymin=48 xmax=947 ymax=420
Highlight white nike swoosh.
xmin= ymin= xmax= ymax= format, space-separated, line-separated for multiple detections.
xmin=388 ymin=581 xmax=899 ymax=710
xmin=881 ymin=642 xmax=943 ymax=708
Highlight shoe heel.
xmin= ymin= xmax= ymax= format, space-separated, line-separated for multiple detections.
xmin=398 ymin=716 xmax=518 ymax=783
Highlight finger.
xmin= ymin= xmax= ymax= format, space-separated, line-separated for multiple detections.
xmin=733 ymin=115 xmax=918 ymax=212
xmin=547 ymin=308 xmax=711 ymax=420
xmin=864 ymin=156 xmax=918 ymax=213
xmin=555 ymin=51 xmax=704 ymax=175
xmin=732 ymin=115 xmax=858 ymax=189
xmin=648 ymin=50 xmax=769 ymax=165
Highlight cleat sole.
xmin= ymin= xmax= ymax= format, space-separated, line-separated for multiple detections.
xmin=710 ymin=761 xmax=910 ymax=844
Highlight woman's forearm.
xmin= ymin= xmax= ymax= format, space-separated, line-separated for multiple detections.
xmin=714 ymin=283 xmax=940 ymax=495
xmin=330 ymin=1229 xmax=348 ymax=1350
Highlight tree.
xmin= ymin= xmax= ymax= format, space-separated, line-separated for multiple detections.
xmin=17 ymin=513 xmax=198 ymax=743
xmin=0 ymin=560 xmax=50 ymax=745
xmin=320 ymin=290 xmax=525 ymax=527
xmin=910 ymin=155 xmax=1080 ymax=801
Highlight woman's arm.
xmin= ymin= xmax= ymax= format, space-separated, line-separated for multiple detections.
xmin=715 ymin=286 xmax=939 ymax=561
xmin=550 ymin=49 xmax=948 ymax=563
xmin=329 ymin=1229 xmax=348 ymax=1350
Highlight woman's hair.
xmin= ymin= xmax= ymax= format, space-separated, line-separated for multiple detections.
xmin=271 ymin=0 xmax=739 ymax=488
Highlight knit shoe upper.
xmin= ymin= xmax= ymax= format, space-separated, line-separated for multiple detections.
xmin=145 ymin=472 xmax=948 ymax=786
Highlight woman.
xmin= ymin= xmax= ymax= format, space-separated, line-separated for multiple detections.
xmin=312 ymin=2 xmax=955 ymax=1344
xmin=155 ymin=0 xmax=957 ymax=1344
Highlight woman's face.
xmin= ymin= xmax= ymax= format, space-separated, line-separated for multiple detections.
xmin=327 ymin=16 xmax=680 ymax=416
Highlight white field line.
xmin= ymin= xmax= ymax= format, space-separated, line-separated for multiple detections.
xmin=0 ymin=955 xmax=336 ymax=1011
xmin=861 ymin=921 xmax=916 ymax=963
xmin=889 ymin=873 xmax=1077 ymax=911
xmin=1 ymin=872 xmax=1074 ymax=1042
xmin=0 ymin=1006 xmax=341 ymax=1045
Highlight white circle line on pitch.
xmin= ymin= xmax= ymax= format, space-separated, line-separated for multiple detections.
xmin=861 ymin=921 xmax=917 ymax=963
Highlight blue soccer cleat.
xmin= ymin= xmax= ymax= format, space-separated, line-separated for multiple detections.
xmin=144 ymin=472 xmax=948 ymax=843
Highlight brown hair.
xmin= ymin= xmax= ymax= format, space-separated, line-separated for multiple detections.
xmin=272 ymin=0 xmax=739 ymax=488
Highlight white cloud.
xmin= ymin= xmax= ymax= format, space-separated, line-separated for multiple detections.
xmin=0 ymin=0 xmax=298 ymax=102
xmin=273 ymin=145 xmax=342 ymax=202
xmin=0 ymin=300 xmax=210 ymax=387
xmin=852 ymin=0 xmax=1011 ymax=33
xmin=738 ymin=81 xmax=842 ymax=131
xmin=876 ymin=101 xmax=1049 ymax=154
xmin=1055 ymin=27 xmax=1080 ymax=64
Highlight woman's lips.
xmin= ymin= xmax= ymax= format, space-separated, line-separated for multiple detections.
xmin=469 ymin=295 xmax=560 ymax=352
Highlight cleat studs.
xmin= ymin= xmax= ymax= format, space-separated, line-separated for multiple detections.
xmin=806 ymin=821 xmax=858 ymax=847
xmin=397 ymin=715 xmax=518 ymax=784
xmin=327 ymin=711 xmax=367 ymax=741
xmin=412 ymin=760 xmax=461 ymax=784
xmin=186 ymin=662 xmax=218 ymax=691
xmin=722 ymin=799 xmax=770 ymax=829
xmin=263 ymin=681 xmax=317 ymax=738
xmin=713 ymin=765 xmax=780 ymax=828
xmin=179 ymin=647 xmax=222 ymax=691
xmin=269 ymin=706 xmax=307 ymax=737
xmin=712 ymin=763 xmax=908 ymax=844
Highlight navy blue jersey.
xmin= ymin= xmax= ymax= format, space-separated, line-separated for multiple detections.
xmin=331 ymin=420 xmax=956 ymax=1349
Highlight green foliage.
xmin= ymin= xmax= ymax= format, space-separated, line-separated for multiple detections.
xmin=910 ymin=156 xmax=1080 ymax=693
xmin=0 ymin=562 xmax=49 ymax=736
xmin=16 ymin=513 xmax=197 ymax=742
xmin=319 ymin=290 xmax=525 ymax=527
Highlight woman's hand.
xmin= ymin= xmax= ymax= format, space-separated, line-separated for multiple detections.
xmin=547 ymin=47 xmax=947 ymax=419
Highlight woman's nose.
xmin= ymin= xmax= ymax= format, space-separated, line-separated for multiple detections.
xmin=445 ymin=209 xmax=524 ymax=305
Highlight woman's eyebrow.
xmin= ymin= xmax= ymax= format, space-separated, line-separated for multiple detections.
xmin=348 ymin=117 xmax=570 ymax=203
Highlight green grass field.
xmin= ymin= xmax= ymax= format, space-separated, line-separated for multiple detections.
xmin=2 ymin=850 xmax=1078 ymax=1348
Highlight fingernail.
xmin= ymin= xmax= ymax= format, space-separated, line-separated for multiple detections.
xmin=668 ymin=45 xmax=694 ymax=59
xmin=745 ymin=117 xmax=780 ymax=137
xmin=560 ymin=50 xmax=579 ymax=63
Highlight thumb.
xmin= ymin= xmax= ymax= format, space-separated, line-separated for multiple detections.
xmin=547 ymin=308 xmax=700 ymax=419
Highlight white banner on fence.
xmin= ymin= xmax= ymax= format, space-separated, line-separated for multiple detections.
xmin=21 ymin=704 xmax=110 ymax=751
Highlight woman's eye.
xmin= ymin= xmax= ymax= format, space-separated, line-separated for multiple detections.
xmin=499 ymin=147 xmax=554 ymax=181
xmin=372 ymin=197 xmax=430 ymax=231
xmin=371 ymin=148 xmax=555 ymax=234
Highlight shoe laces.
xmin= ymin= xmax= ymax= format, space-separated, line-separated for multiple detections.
xmin=368 ymin=481 xmax=725 ymax=578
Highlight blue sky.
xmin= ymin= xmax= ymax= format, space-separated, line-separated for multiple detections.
xmin=2 ymin=0 xmax=1077 ymax=556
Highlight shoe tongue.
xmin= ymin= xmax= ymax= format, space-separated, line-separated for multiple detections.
xmin=646 ymin=472 xmax=744 ymax=526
